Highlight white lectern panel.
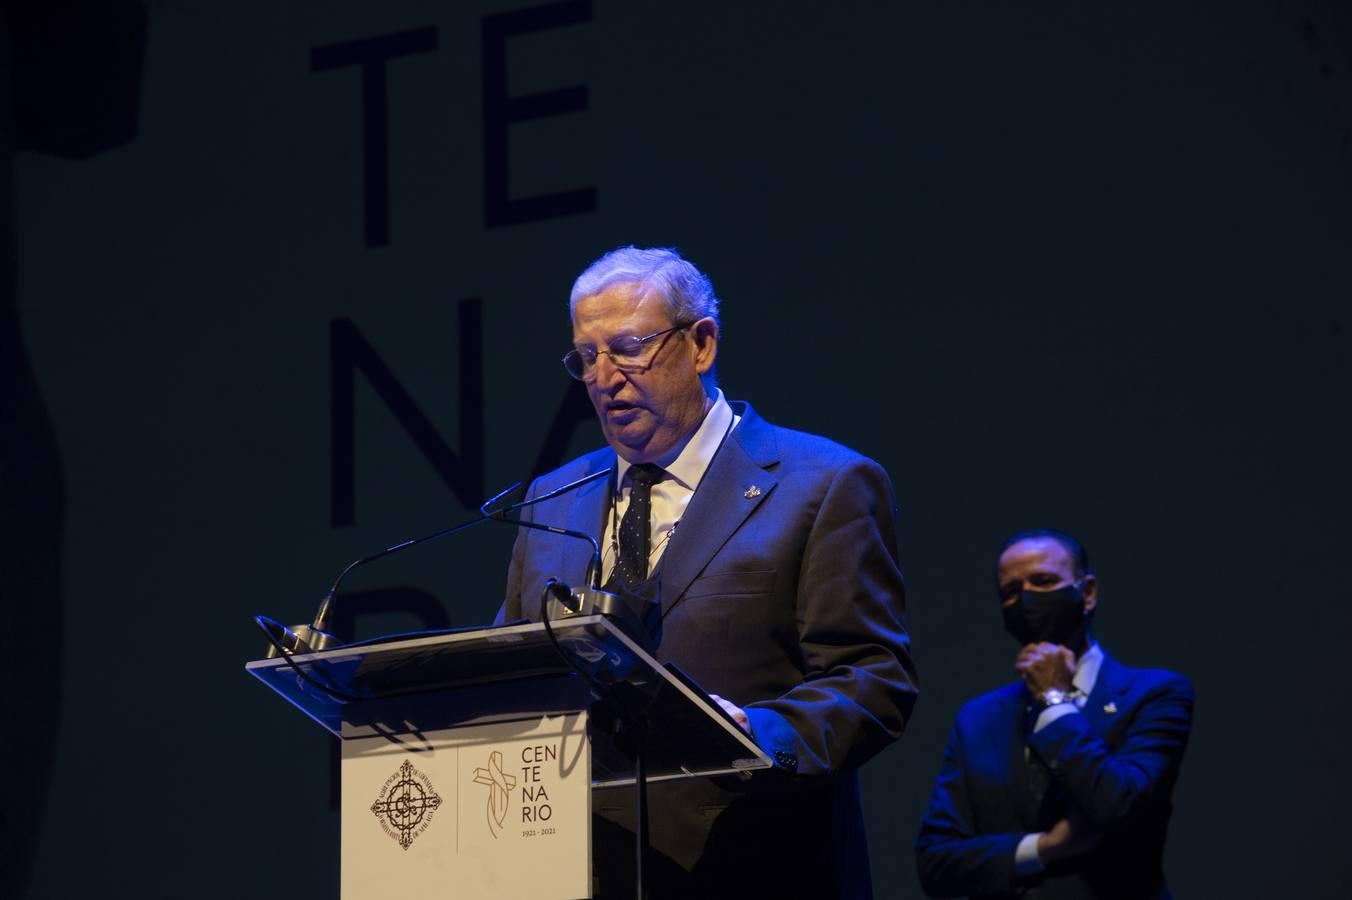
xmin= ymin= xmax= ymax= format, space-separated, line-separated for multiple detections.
xmin=341 ymin=713 xmax=591 ymax=900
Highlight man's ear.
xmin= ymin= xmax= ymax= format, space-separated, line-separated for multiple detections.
xmin=1081 ymin=574 xmax=1099 ymax=615
xmin=691 ymin=317 xmax=719 ymax=375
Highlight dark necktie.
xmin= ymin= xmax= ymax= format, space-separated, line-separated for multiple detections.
xmin=614 ymin=463 xmax=662 ymax=589
xmin=1023 ymin=693 xmax=1082 ymax=826
xmin=1024 ymin=744 xmax=1058 ymax=826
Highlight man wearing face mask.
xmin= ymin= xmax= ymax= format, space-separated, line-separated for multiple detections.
xmin=914 ymin=529 xmax=1193 ymax=900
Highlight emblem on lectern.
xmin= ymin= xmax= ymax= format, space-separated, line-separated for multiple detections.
xmin=471 ymin=749 xmax=517 ymax=838
xmin=370 ymin=759 xmax=444 ymax=850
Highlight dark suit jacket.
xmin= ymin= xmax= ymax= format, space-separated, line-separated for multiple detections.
xmin=496 ymin=402 xmax=917 ymax=899
xmin=915 ymin=652 xmax=1194 ymax=900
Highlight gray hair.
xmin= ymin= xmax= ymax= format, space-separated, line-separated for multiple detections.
xmin=569 ymin=246 xmax=720 ymax=327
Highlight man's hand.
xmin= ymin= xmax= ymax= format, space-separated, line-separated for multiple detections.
xmin=710 ymin=694 xmax=751 ymax=733
xmin=1015 ymin=642 xmax=1075 ymax=701
xmin=1036 ymin=811 xmax=1102 ymax=865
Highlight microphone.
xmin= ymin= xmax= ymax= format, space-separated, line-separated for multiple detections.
xmin=480 ymin=475 xmax=607 ymax=591
xmin=483 ymin=480 xmax=661 ymax=651
xmin=283 ymin=468 xmax=613 ymax=655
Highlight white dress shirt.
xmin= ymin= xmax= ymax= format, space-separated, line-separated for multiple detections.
xmin=600 ymin=389 xmax=739 ymax=584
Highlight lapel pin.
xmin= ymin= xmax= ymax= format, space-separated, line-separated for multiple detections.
xmin=743 ymin=485 xmax=761 ymax=499
xmin=1103 ymin=702 xmax=1118 ymax=715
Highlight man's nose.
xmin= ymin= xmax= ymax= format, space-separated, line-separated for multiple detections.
xmin=592 ymin=353 xmax=626 ymax=390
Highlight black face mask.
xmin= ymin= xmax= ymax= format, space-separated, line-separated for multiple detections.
xmin=1001 ymin=583 xmax=1088 ymax=648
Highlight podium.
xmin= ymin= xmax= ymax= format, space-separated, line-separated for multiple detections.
xmin=246 ymin=614 xmax=773 ymax=899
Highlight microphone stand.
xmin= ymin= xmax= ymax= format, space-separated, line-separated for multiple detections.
xmin=633 ymin=705 xmax=651 ymax=900
xmin=538 ymin=577 xmax=653 ymax=900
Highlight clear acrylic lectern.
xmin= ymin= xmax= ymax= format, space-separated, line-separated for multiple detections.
xmin=246 ymin=614 xmax=772 ymax=899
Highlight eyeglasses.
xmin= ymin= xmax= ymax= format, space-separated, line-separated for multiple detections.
xmin=562 ymin=323 xmax=692 ymax=381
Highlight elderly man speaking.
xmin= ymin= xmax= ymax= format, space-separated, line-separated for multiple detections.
xmin=494 ymin=246 xmax=917 ymax=899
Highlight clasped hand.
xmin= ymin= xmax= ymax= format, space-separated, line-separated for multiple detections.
xmin=1014 ymin=642 xmax=1075 ymax=702
xmin=1036 ymin=808 xmax=1103 ymax=864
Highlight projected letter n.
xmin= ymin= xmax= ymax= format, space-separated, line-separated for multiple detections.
xmin=329 ymin=300 xmax=484 ymax=526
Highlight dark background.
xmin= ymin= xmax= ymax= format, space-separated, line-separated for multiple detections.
xmin=4 ymin=1 xmax=1350 ymax=897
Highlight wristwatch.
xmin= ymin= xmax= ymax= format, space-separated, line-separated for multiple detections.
xmin=1039 ymin=688 xmax=1073 ymax=708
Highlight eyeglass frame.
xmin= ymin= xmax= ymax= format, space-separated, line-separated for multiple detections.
xmin=561 ymin=321 xmax=697 ymax=382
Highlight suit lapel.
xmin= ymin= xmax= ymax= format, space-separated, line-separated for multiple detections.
xmin=658 ymin=403 xmax=779 ymax=616
xmin=1084 ymin=652 xmax=1129 ymax=738
xmin=556 ymin=452 xmax=614 ymax=587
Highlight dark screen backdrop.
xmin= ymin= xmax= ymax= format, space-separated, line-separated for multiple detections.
xmin=5 ymin=1 xmax=1350 ymax=897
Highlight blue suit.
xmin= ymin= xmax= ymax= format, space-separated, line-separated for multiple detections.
xmin=915 ymin=653 xmax=1193 ymax=900
xmin=497 ymin=402 xmax=917 ymax=899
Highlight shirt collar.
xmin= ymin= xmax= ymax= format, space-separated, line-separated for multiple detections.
xmin=1073 ymin=641 xmax=1105 ymax=696
xmin=615 ymin=389 xmax=736 ymax=490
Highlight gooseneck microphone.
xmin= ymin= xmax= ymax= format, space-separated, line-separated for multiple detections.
xmin=479 ymin=478 xmax=606 ymax=593
xmin=483 ymin=478 xmax=659 ymax=652
xmin=299 ymin=467 xmax=612 ymax=651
